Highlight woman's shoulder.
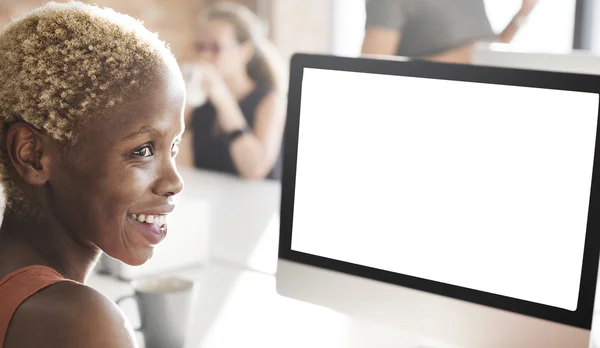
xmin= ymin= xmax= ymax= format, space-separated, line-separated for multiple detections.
xmin=3 ymin=281 xmax=138 ymax=348
xmin=254 ymin=88 xmax=286 ymax=118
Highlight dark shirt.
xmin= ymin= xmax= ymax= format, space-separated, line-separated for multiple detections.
xmin=365 ymin=0 xmax=497 ymax=57
xmin=191 ymin=85 xmax=282 ymax=180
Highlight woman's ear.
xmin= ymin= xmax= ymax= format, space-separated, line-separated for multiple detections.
xmin=5 ymin=122 xmax=56 ymax=186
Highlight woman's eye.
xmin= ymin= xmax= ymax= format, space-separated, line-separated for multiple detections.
xmin=133 ymin=145 xmax=154 ymax=157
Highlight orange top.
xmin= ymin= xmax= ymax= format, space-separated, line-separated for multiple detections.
xmin=0 ymin=265 xmax=73 ymax=348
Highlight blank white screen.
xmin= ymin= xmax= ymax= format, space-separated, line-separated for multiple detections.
xmin=290 ymin=67 xmax=599 ymax=311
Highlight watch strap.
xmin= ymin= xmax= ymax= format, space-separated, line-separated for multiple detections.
xmin=225 ymin=126 xmax=252 ymax=143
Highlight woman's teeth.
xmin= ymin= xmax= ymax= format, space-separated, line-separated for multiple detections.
xmin=131 ymin=214 xmax=167 ymax=226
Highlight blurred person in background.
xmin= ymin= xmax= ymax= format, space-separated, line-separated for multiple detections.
xmin=361 ymin=0 xmax=539 ymax=64
xmin=179 ymin=1 xmax=287 ymax=181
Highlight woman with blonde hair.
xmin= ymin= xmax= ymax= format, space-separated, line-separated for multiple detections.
xmin=181 ymin=1 xmax=287 ymax=180
xmin=0 ymin=1 xmax=185 ymax=347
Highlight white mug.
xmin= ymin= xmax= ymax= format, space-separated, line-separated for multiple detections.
xmin=181 ymin=62 xmax=207 ymax=108
xmin=116 ymin=276 xmax=197 ymax=348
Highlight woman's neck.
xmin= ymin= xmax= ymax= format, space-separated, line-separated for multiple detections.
xmin=0 ymin=207 xmax=101 ymax=283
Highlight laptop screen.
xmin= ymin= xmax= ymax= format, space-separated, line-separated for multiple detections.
xmin=289 ymin=67 xmax=599 ymax=312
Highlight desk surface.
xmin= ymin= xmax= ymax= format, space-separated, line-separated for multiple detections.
xmin=89 ymin=262 xmax=452 ymax=348
xmin=88 ymin=262 xmax=600 ymax=348
xmin=175 ymin=167 xmax=281 ymax=274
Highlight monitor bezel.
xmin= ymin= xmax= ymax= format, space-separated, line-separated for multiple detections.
xmin=278 ymin=53 xmax=600 ymax=330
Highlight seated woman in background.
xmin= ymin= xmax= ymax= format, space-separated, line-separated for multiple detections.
xmin=361 ymin=0 xmax=539 ymax=64
xmin=180 ymin=1 xmax=287 ymax=181
xmin=0 ymin=2 xmax=184 ymax=347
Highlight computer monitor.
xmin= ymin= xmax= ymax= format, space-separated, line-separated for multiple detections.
xmin=472 ymin=42 xmax=600 ymax=75
xmin=275 ymin=53 xmax=600 ymax=348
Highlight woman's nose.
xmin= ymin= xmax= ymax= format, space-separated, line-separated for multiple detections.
xmin=154 ymin=160 xmax=184 ymax=197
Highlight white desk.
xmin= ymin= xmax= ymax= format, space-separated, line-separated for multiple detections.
xmin=88 ymin=261 xmax=600 ymax=348
xmin=174 ymin=167 xmax=281 ymax=274
xmin=89 ymin=262 xmax=453 ymax=348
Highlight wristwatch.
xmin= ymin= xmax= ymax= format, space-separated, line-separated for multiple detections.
xmin=225 ymin=126 xmax=252 ymax=144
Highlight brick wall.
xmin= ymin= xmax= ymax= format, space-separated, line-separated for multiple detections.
xmin=0 ymin=0 xmax=258 ymax=62
xmin=0 ymin=0 xmax=333 ymax=66
xmin=269 ymin=0 xmax=333 ymax=61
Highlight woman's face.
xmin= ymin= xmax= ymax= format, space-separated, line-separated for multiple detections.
xmin=194 ymin=18 xmax=251 ymax=79
xmin=48 ymin=66 xmax=186 ymax=265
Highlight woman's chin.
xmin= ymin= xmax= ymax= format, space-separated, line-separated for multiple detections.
xmin=127 ymin=249 xmax=155 ymax=266
xmin=124 ymin=256 xmax=153 ymax=266
xmin=105 ymin=247 xmax=155 ymax=267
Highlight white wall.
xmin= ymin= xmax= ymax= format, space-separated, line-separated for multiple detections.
xmin=584 ymin=0 xmax=600 ymax=54
xmin=483 ymin=0 xmax=576 ymax=53
xmin=330 ymin=0 xmax=365 ymax=57
xmin=329 ymin=0 xmax=577 ymax=57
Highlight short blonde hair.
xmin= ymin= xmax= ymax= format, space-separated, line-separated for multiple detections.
xmin=0 ymin=1 xmax=180 ymax=209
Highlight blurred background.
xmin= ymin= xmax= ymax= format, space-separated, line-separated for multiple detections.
xmin=2 ymin=0 xmax=597 ymax=66
xmin=0 ymin=0 xmax=332 ymax=65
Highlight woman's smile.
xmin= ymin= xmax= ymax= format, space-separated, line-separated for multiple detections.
xmin=127 ymin=204 xmax=175 ymax=245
